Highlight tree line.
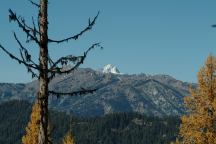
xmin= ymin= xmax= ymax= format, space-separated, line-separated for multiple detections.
xmin=0 ymin=100 xmax=180 ymax=144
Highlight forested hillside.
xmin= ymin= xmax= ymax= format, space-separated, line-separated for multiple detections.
xmin=0 ymin=68 xmax=191 ymax=117
xmin=0 ymin=100 xmax=180 ymax=144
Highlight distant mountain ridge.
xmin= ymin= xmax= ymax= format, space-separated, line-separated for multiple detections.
xmin=0 ymin=67 xmax=193 ymax=117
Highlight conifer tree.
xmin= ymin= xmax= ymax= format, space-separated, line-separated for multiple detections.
xmin=62 ymin=131 xmax=75 ymax=144
xmin=176 ymin=55 xmax=216 ymax=143
xmin=22 ymin=101 xmax=40 ymax=144
xmin=22 ymin=101 xmax=52 ymax=144
xmin=0 ymin=0 xmax=101 ymax=143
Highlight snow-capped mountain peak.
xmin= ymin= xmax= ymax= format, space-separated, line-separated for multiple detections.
xmin=102 ymin=64 xmax=120 ymax=74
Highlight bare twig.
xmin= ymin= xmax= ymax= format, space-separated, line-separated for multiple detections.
xmin=9 ymin=9 xmax=40 ymax=44
xmin=28 ymin=67 xmax=39 ymax=79
xmin=0 ymin=43 xmax=39 ymax=78
xmin=48 ymin=55 xmax=54 ymax=68
xmin=28 ymin=0 xmax=40 ymax=8
xmin=48 ymin=43 xmax=102 ymax=80
xmin=14 ymin=33 xmax=39 ymax=78
xmin=32 ymin=17 xmax=39 ymax=37
xmin=48 ymin=12 xmax=100 ymax=43
xmin=50 ymin=55 xmax=82 ymax=70
xmin=0 ymin=44 xmax=38 ymax=70
xmin=13 ymin=32 xmax=39 ymax=67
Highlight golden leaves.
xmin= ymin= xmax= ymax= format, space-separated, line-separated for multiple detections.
xmin=177 ymin=55 xmax=216 ymax=144
xmin=22 ymin=102 xmax=40 ymax=144
xmin=62 ymin=131 xmax=75 ymax=144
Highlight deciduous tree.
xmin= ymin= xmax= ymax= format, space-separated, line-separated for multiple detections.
xmin=22 ymin=102 xmax=40 ymax=144
xmin=177 ymin=55 xmax=216 ymax=143
xmin=62 ymin=131 xmax=75 ymax=144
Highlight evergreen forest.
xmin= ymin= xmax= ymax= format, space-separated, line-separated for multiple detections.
xmin=0 ymin=100 xmax=180 ymax=144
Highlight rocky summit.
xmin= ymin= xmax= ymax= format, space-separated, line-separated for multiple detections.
xmin=0 ymin=67 xmax=194 ymax=117
xmin=102 ymin=64 xmax=121 ymax=74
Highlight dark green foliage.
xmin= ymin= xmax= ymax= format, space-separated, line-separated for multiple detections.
xmin=0 ymin=100 xmax=180 ymax=144
xmin=0 ymin=100 xmax=31 ymax=144
xmin=70 ymin=113 xmax=180 ymax=144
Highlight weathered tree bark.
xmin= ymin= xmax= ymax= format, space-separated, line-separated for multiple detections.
xmin=0 ymin=0 xmax=100 ymax=143
xmin=38 ymin=0 xmax=49 ymax=143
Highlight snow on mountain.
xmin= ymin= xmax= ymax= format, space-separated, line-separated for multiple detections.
xmin=102 ymin=64 xmax=120 ymax=74
xmin=0 ymin=67 xmax=192 ymax=117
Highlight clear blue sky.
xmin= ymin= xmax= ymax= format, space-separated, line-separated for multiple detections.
xmin=0 ymin=0 xmax=216 ymax=83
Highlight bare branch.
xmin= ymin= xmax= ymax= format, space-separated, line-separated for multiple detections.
xmin=9 ymin=9 xmax=40 ymax=44
xmin=50 ymin=55 xmax=82 ymax=70
xmin=28 ymin=0 xmax=40 ymax=8
xmin=48 ymin=43 xmax=102 ymax=80
xmin=0 ymin=44 xmax=39 ymax=70
xmin=32 ymin=17 xmax=39 ymax=37
xmin=13 ymin=32 xmax=38 ymax=67
xmin=28 ymin=67 xmax=39 ymax=79
xmin=0 ymin=43 xmax=39 ymax=78
xmin=48 ymin=55 xmax=54 ymax=68
xmin=18 ymin=17 xmax=40 ymax=40
xmin=48 ymin=12 xmax=100 ymax=44
xmin=212 ymin=24 xmax=216 ymax=28
xmin=48 ymin=88 xmax=97 ymax=98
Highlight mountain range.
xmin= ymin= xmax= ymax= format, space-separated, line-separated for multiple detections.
xmin=0 ymin=65 xmax=194 ymax=117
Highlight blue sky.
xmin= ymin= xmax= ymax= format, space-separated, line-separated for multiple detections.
xmin=0 ymin=0 xmax=216 ymax=83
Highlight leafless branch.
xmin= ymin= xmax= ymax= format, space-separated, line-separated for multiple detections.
xmin=27 ymin=67 xmax=39 ymax=79
xmin=31 ymin=17 xmax=39 ymax=37
xmin=17 ymin=16 xmax=40 ymax=40
xmin=28 ymin=0 xmax=40 ymax=8
xmin=0 ymin=44 xmax=38 ymax=69
xmin=48 ymin=12 xmax=100 ymax=44
xmin=48 ymin=88 xmax=97 ymax=98
xmin=13 ymin=32 xmax=38 ymax=67
xmin=50 ymin=55 xmax=82 ymax=70
xmin=0 ymin=43 xmax=39 ymax=78
xmin=48 ymin=55 xmax=54 ymax=68
xmin=18 ymin=45 xmax=39 ymax=78
xmin=48 ymin=43 xmax=102 ymax=80
xmin=9 ymin=9 xmax=40 ymax=44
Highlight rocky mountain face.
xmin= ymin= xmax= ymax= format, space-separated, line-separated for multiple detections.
xmin=0 ymin=66 xmax=193 ymax=117
xmin=102 ymin=64 xmax=121 ymax=74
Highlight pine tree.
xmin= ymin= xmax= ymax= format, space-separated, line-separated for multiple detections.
xmin=22 ymin=101 xmax=40 ymax=144
xmin=62 ymin=131 xmax=75 ymax=144
xmin=177 ymin=55 xmax=216 ymax=144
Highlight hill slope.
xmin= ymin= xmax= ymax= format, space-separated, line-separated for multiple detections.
xmin=0 ymin=68 xmax=193 ymax=117
xmin=0 ymin=100 xmax=180 ymax=144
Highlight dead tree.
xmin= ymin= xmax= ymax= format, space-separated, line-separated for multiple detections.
xmin=0 ymin=0 xmax=101 ymax=143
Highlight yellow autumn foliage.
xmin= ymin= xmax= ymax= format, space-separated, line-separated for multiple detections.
xmin=62 ymin=131 xmax=75 ymax=144
xmin=176 ymin=55 xmax=216 ymax=144
xmin=22 ymin=101 xmax=40 ymax=144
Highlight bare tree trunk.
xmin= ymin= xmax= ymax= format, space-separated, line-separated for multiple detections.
xmin=0 ymin=0 xmax=100 ymax=143
xmin=38 ymin=0 xmax=49 ymax=143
